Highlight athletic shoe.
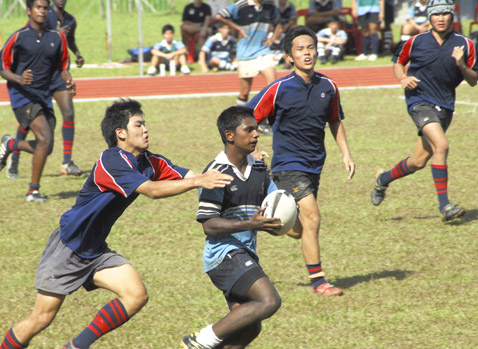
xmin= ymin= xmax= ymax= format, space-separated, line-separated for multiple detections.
xmin=25 ymin=190 xmax=48 ymax=202
xmin=61 ymin=161 xmax=83 ymax=176
xmin=330 ymin=55 xmax=338 ymax=64
xmin=258 ymin=123 xmax=273 ymax=136
xmin=181 ymin=65 xmax=191 ymax=75
xmin=371 ymin=170 xmax=388 ymax=206
xmin=62 ymin=340 xmax=80 ymax=349
xmin=368 ymin=53 xmax=378 ymax=61
xmin=0 ymin=134 xmax=13 ymax=172
xmin=181 ymin=332 xmax=206 ymax=349
xmin=355 ymin=53 xmax=368 ymax=61
xmin=7 ymin=158 xmax=19 ymax=179
xmin=313 ymin=282 xmax=343 ymax=296
xmin=440 ymin=203 xmax=466 ymax=222
xmin=147 ymin=66 xmax=157 ymax=76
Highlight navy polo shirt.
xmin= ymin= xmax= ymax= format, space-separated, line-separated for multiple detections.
xmin=247 ymin=71 xmax=344 ymax=175
xmin=393 ymin=30 xmax=478 ymax=112
xmin=0 ymin=24 xmax=69 ymax=109
xmin=46 ymin=6 xmax=79 ymax=54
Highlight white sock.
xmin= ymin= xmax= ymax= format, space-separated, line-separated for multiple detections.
xmin=159 ymin=64 xmax=166 ymax=76
xmin=218 ymin=60 xmax=227 ymax=70
xmin=170 ymin=61 xmax=176 ymax=76
xmin=196 ymin=325 xmax=222 ymax=349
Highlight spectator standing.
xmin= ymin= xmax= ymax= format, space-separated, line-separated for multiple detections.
xmin=215 ymin=0 xmax=282 ymax=135
xmin=352 ymin=0 xmax=384 ymax=61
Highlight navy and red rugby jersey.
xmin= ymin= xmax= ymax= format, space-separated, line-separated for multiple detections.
xmin=0 ymin=23 xmax=69 ymax=109
xmin=46 ymin=6 xmax=80 ymax=54
xmin=393 ymin=30 xmax=477 ymax=112
xmin=247 ymin=71 xmax=344 ymax=175
xmin=59 ymin=147 xmax=189 ymax=259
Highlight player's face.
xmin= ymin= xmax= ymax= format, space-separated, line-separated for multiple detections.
xmin=430 ymin=13 xmax=453 ymax=33
xmin=53 ymin=0 xmax=67 ymax=9
xmin=120 ymin=115 xmax=149 ymax=155
xmin=163 ymin=30 xmax=174 ymax=43
xmin=27 ymin=0 xmax=49 ymax=26
xmin=219 ymin=25 xmax=230 ymax=38
xmin=228 ymin=116 xmax=259 ymax=154
xmin=287 ymin=35 xmax=317 ymax=73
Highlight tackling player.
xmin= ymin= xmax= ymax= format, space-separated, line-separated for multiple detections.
xmin=0 ymin=98 xmax=233 ymax=349
xmin=247 ymin=26 xmax=355 ymax=296
xmin=371 ymin=0 xmax=477 ymax=222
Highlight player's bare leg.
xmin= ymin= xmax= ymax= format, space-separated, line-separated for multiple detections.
xmin=238 ymin=77 xmax=253 ymax=105
xmin=260 ymin=65 xmax=276 ymax=86
xmin=292 ymin=193 xmax=343 ymax=296
xmin=6 ymin=292 xmax=65 ymax=346
xmin=63 ymin=264 xmax=149 ymax=348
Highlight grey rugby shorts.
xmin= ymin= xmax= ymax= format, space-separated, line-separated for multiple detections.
xmin=272 ymin=170 xmax=320 ymax=200
xmin=410 ymin=101 xmax=453 ymax=136
xmin=35 ymin=228 xmax=130 ymax=295
xmin=13 ymin=102 xmax=56 ymax=131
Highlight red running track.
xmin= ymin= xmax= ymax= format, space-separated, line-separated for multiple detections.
xmin=0 ymin=65 xmax=397 ymax=102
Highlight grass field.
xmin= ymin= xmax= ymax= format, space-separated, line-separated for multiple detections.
xmin=0 ymin=83 xmax=477 ymax=348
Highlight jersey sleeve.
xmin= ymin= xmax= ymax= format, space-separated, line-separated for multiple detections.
xmin=327 ymin=80 xmax=344 ymax=123
xmin=57 ymin=31 xmax=70 ymax=71
xmin=392 ymin=36 xmax=414 ymax=65
xmin=201 ymin=37 xmax=214 ymax=53
xmin=247 ymin=81 xmax=281 ymax=124
xmin=465 ymin=38 xmax=478 ymax=71
xmin=175 ymin=40 xmax=186 ymax=50
xmin=94 ymin=151 xmax=149 ymax=198
xmin=218 ymin=3 xmax=238 ymax=20
xmin=0 ymin=32 xmax=19 ymax=71
xmin=147 ymin=153 xmax=189 ymax=181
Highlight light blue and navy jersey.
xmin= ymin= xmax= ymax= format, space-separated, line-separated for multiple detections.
xmin=393 ymin=31 xmax=477 ymax=112
xmin=0 ymin=24 xmax=69 ymax=109
xmin=278 ymin=1 xmax=297 ymax=26
xmin=201 ymin=33 xmax=236 ymax=62
xmin=218 ymin=0 xmax=280 ymax=60
xmin=317 ymin=27 xmax=348 ymax=41
xmin=153 ymin=39 xmax=185 ymax=54
xmin=197 ymin=152 xmax=277 ymax=272
xmin=60 ymin=147 xmax=189 ymax=259
xmin=355 ymin=0 xmax=380 ymax=16
xmin=247 ymin=71 xmax=343 ymax=175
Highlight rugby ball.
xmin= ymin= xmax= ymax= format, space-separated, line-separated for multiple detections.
xmin=261 ymin=189 xmax=298 ymax=236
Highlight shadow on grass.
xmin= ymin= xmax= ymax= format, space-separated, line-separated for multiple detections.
xmin=293 ymin=269 xmax=416 ymax=290
xmin=52 ymin=191 xmax=80 ymax=199
xmin=44 ymin=170 xmax=91 ymax=178
xmin=446 ymin=208 xmax=478 ymax=225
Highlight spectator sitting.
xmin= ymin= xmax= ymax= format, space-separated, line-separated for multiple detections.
xmin=316 ymin=15 xmax=348 ymax=64
xmin=306 ymin=0 xmax=341 ymax=33
xmin=181 ymin=0 xmax=212 ymax=61
xmin=400 ymin=0 xmax=429 ymax=45
xmin=147 ymin=24 xmax=191 ymax=76
xmin=198 ymin=22 xmax=237 ymax=73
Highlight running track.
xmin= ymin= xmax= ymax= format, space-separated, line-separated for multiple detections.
xmin=0 ymin=65 xmax=398 ymax=103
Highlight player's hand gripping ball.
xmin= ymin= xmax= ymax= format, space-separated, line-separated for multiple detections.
xmin=261 ymin=189 xmax=298 ymax=236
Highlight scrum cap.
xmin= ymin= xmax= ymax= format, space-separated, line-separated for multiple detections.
xmin=427 ymin=0 xmax=455 ymax=21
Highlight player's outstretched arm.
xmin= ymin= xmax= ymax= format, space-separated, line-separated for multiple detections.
xmin=329 ymin=121 xmax=355 ymax=180
xmin=136 ymin=169 xmax=233 ymax=199
xmin=201 ymin=207 xmax=283 ymax=236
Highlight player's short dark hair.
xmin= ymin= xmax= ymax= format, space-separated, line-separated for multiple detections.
xmin=217 ymin=106 xmax=255 ymax=144
xmin=26 ymin=0 xmax=50 ymax=9
xmin=101 ymin=98 xmax=143 ymax=148
xmin=283 ymin=25 xmax=318 ymax=55
xmin=328 ymin=15 xmax=341 ymax=24
xmin=162 ymin=24 xmax=175 ymax=34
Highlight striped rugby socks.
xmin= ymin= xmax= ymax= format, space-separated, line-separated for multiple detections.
xmin=62 ymin=121 xmax=75 ymax=164
xmin=380 ymin=157 xmax=414 ymax=186
xmin=307 ymin=262 xmax=326 ymax=290
xmin=1 ymin=328 xmax=27 ymax=349
xmin=431 ymin=164 xmax=449 ymax=210
xmin=71 ymin=298 xmax=130 ymax=348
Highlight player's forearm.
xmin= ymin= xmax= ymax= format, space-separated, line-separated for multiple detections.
xmin=202 ymin=217 xmax=254 ymax=236
xmin=136 ymin=178 xmax=199 ymax=199
xmin=393 ymin=63 xmax=407 ymax=80
xmin=215 ymin=14 xmax=241 ymax=34
xmin=271 ymin=24 xmax=283 ymax=42
xmin=0 ymin=69 xmax=22 ymax=84
xmin=457 ymin=63 xmax=478 ymax=86
xmin=330 ymin=121 xmax=353 ymax=159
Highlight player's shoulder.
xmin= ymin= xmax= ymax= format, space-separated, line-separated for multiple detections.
xmin=203 ymin=160 xmax=231 ymax=174
xmin=314 ymin=72 xmax=339 ymax=89
xmin=251 ymin=159 xmax=269 ymax=172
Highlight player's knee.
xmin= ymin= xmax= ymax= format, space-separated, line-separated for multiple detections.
xmin=62 ymin=109 xmax=74 ymax=122
xmin=260 ymin=293 xmax=282 ymax=319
